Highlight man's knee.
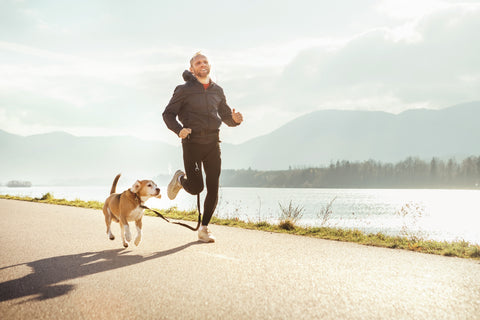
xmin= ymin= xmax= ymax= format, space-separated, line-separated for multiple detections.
xmin=189 ymin=184 xmax=204 ymax=195
xmin=183 ymin=179 xmax=204 ymax=195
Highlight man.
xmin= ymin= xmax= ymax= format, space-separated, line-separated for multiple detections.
xmin=163 ymin=52 xmax=243 ymax=242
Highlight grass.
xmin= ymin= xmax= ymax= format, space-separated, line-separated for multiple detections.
xmin=0 ymin=193 xmax=105 ymax=209
xmin=1 ymin=193 xmax=479 ymax=260
xmin=278 ymin=200 xmax=304 ymax=230
xmin=317 ymin=196 xmax=336 ymax=227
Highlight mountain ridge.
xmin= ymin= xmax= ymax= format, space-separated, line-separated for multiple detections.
xmin=222 ymin=101 xmax=480 ymax=170
xmin=1 ymin=101 xmax=479 ymax=184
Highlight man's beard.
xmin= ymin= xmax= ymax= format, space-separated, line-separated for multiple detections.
xmin=194 ymin=68 xmax=210 ymax=78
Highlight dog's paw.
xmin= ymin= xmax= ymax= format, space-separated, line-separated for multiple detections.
xmin=108 ymin=231 xmax=115 ymax=240
xmin=123 ymin=242 xmax=129 ymax=248
xmin=134 ymin=236 xmax=142 ymax=246
xmin=125 ymin=232 xmax=132 ymax=242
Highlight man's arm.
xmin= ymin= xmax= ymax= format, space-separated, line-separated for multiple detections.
xmin=163 ymin=86 xmax=185 ymax=136
xmin=218 ymin=89 xmax=243 ymax=126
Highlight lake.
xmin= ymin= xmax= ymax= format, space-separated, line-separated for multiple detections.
xmin=1 ymin=185 xmax=479 ymax=244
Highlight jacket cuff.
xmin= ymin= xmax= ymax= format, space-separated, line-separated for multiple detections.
xmin=174 ymin=126 xmax=183 ymax=136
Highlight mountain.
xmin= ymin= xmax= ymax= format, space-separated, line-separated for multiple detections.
xmin=222 ymin=101 xmax=480 ymax=170
xmin=0 ymin=131 xmax=181 ymax=185
xmin=1 ymin=101 xmax=479 ymax=184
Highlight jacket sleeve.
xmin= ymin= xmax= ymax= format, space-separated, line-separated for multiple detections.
xmin=163 ymin=86 xmax=184 ymax=135
xmin=217 ymin=88 xmax=239 ymax=127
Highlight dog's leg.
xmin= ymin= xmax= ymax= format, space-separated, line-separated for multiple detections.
xmin=134 ymin=219 xmax=143 ymax=246
xmin=124 ymin=224 xmax=132 ymax=242
xmin=119 ymin=216 xmax=131 ymax=247
xmin=119 ymin=223 xmax=129 ymax=248
xmin=104 ymin=208 xmax=115 ymax=240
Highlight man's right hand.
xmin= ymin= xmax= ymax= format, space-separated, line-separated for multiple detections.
xmin=178 ymin=128 xmax=192 ymax=139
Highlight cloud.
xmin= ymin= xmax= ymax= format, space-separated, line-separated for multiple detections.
xmin=375 ymin=0 xmax=451 ymax=20
xmin=0 ymin=40 xmax=177 ymax=140
xmin=1 ymin=0 xmax=479 ymax=145
xmin=273 ymin=4 xmax=480 ymax=112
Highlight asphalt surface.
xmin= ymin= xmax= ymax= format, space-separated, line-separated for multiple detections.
xmin=0 ymin=199 xmax=479 ymax=319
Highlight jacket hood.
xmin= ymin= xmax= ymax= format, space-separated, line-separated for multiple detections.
xmin=182 ymin=70 xmax=196 ymax=82
xmin=182 ymin=70 xmax=214 ymax=86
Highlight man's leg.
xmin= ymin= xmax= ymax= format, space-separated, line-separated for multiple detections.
xmin=201 ymin=142 xmax=221 ymax=226
xmin=197 ymin=143 xmax=221 ymax=243
xmin=167 ymin=143 xmax=204 ymax=200
xmin=181 ymin=143 xmax=204 ymax=195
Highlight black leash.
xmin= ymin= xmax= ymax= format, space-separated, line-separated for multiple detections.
xmin=139 ymin=194 xmax=202 ymax=231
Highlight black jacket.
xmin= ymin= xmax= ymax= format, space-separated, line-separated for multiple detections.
xmin=163 ymin=70 xmax=239 ymax=144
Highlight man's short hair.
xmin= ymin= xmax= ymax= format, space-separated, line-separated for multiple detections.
xmin=190 ymin=52 xmax=207 ymax=67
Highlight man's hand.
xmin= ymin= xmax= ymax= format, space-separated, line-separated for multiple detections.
xmin=179 ymin=128 xmax=192 ymax=139
xmin=232 ymin=109 xmax=243 ymax=124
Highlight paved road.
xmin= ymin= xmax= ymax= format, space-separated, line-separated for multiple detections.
xmin=0 ymin=199 xmax=479 ymax=319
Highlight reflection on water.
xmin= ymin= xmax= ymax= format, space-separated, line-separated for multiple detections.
xmin=1 ymin=186 xmax=479 ymax=244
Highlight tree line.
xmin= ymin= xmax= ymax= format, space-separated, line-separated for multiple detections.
xmin=220 ymin=156 xmax=480 ymax=189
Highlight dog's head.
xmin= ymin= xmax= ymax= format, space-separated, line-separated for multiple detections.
xmin=130 ymin=179 xmax=161 ymax=200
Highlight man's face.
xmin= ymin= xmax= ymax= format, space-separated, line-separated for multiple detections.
xmin=190 ymin=55 xmax=210 ymax=78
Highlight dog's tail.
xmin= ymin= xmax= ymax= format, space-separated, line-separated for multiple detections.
xmin=111 ymin=174 xmax=121 ymax=194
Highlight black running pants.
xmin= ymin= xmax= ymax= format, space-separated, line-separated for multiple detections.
xmin=180 ymin=142 xmax=221 ymax=226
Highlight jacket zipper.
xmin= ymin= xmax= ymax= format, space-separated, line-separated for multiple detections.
xmin=204 ymin=84 xmax=210 ymax=129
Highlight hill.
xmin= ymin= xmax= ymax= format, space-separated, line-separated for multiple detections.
xmin=1 ymin=101 xmax=479 ymax=185
xmin=0 ymin=131 xmax=180 ymax=185
xmin=222 ymin=101 xmax=480 ymax=170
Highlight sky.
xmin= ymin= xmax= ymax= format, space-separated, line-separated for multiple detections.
xmin=1 ymin=0 xmax=479 ymax=145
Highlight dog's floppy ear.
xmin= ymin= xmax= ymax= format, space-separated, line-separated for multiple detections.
xmin=131 ymin=180 xmax=142 ymax=193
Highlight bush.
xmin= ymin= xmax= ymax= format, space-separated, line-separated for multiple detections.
xmin=255 ymin=221 xmax=270 ymax=228
xmin=37 ymin=192 xmax=53 ymax=201
xmin=279 ymin=219 xmax=296 ymax=231
xmin=278 ymin=200 xmax=304 ymax=230
xmin=468 ymin=245 xmax=480 ymax=258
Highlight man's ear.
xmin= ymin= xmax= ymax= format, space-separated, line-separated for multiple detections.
xmin=131 ymin=181 xmax=141 ymax=193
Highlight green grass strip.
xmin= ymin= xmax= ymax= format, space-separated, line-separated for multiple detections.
xmin=1 ymin=193 xmax=479 ymax=260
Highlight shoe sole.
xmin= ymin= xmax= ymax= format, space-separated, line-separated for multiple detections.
xmin=167 ymin=170 xmax=184 ymax=200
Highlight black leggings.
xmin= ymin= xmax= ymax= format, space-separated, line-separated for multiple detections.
xmin=180 ymin=142 xmax=221 ymax=226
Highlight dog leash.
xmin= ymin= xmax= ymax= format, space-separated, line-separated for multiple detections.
xmin=138 ymin=194 xmax=202 ymax=231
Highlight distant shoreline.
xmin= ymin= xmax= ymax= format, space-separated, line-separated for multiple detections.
xmin=5 ymin=180 xmax=32 ymax=188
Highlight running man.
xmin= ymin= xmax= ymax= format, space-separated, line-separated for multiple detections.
xmin=163 ymin=52 xmax=243 ymax=242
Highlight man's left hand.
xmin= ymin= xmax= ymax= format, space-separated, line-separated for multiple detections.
xmin=232 ymin=109 xmax=243 ymax=124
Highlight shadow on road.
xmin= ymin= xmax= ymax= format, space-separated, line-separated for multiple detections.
xmin=0 ymin=241 xmax=199 ymax=303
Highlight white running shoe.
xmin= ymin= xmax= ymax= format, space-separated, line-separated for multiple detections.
xmin=198 ymin=226 xmax=216 ymax=243
xmin=167 ymin=170 xmax=185 ymax=200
